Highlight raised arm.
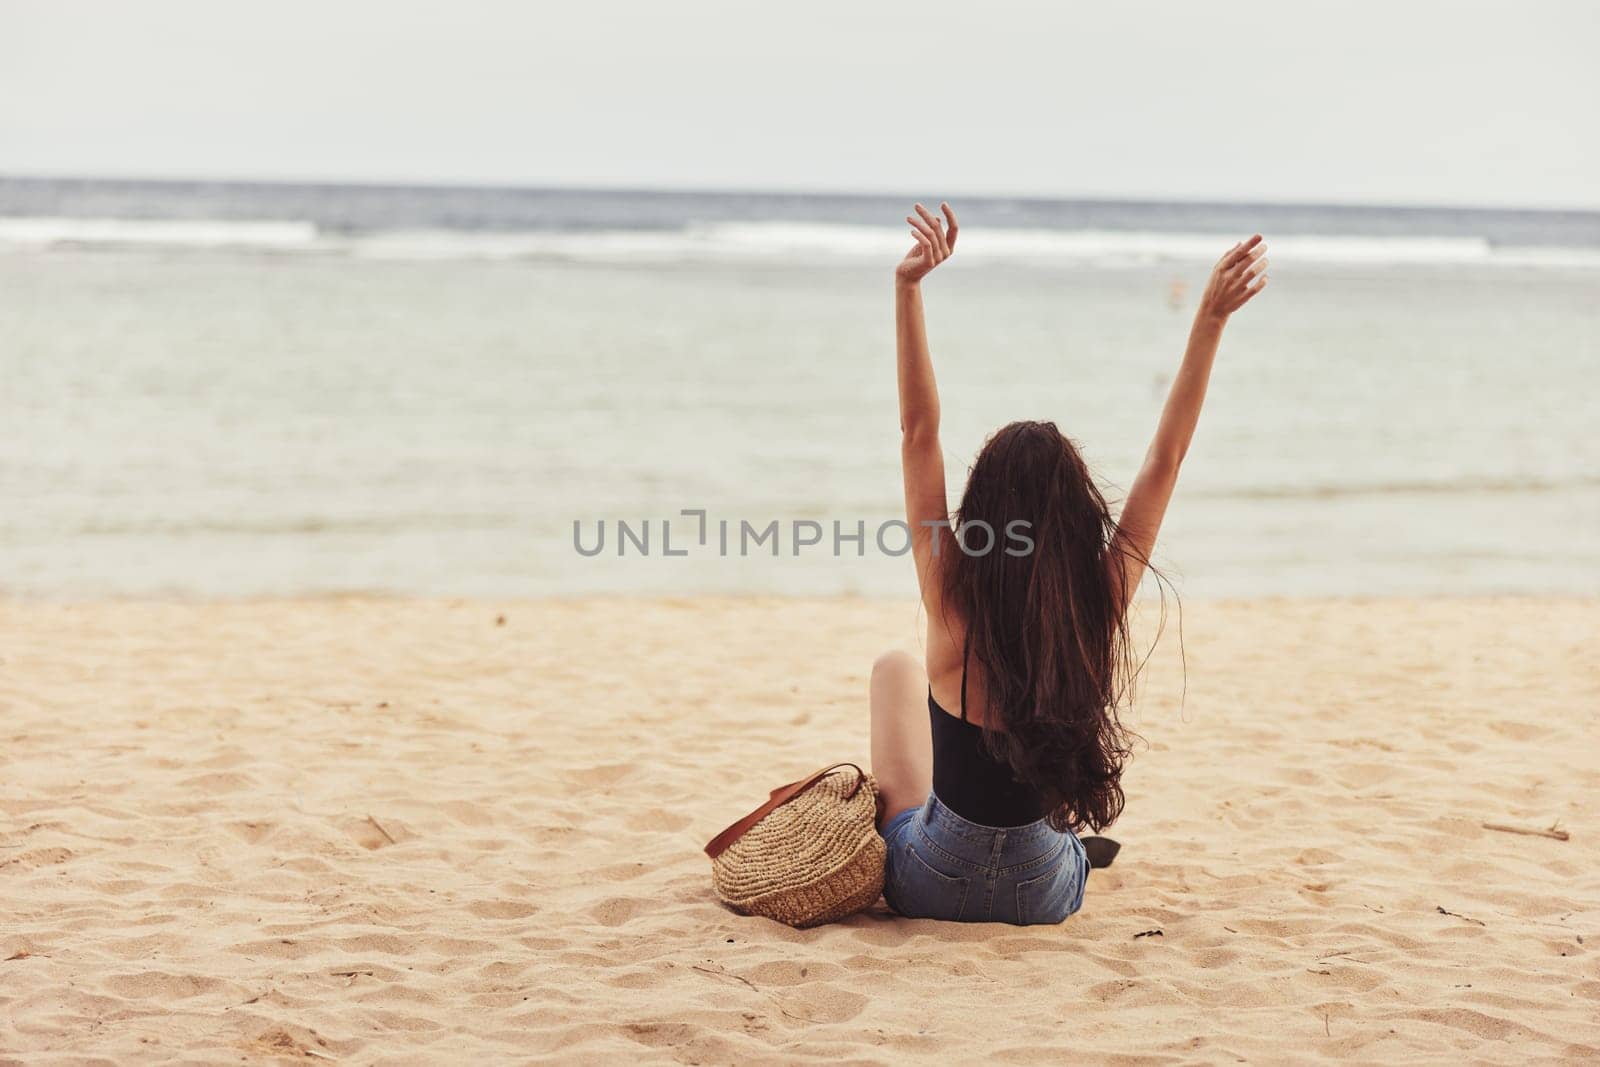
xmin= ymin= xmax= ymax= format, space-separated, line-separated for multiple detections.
xmin=1108 ymin=235 xmax=1268 ymax=612
xmin=895 ymin=202 xmax=959 ymax=614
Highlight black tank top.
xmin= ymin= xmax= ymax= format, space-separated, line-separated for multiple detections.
xmin=928 ymin=653 xmax=1049 ymax=827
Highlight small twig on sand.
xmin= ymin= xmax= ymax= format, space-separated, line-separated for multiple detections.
xmin=1436 ymin=905 xmax=1486 ymax=926
xmin=1481 ymin=821 xmax=1569 ymax=841
xmin=691 ymin=964 xmax=758 ymax=992
xmin=365 ymin=815 xmax=397 ymax=846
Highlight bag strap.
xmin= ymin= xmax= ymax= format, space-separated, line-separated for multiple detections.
xmin=703 ymin=762 xmax=866 ymax=859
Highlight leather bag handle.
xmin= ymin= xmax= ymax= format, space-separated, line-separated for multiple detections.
xmin=703 ymin=762 xmax=866 ymax=859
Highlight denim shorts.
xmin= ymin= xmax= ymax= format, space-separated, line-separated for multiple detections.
xmin=880 ymin=792 xmax=1089 ymax=925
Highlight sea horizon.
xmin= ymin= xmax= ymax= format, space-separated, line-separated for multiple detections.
xmin=6 ymin=171 xmax=1600 ymax=214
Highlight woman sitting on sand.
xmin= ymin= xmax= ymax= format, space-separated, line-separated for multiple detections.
xmin=872 ymin=202 xmax=1267 ymax=924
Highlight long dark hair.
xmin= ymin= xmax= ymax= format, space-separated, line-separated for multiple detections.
xmin=940 ymin=420 xmax=1163 ymax=833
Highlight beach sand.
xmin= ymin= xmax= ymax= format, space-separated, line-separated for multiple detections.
xmin=2 ymin=596 xmax=1596 ymax=1064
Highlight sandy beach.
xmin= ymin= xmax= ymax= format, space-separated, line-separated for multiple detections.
xmin=1 ymin=596 xmax=1596 ymax=1063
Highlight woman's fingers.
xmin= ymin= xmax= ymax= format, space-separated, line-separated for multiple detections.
xmin=906 ymin=216 xmax=942 ymax=264
xmin=1227 ymin=245 xmax=1264 ymax=278
xmin=908 ymin=222 xmax=940 ymax=265
xmin=1204 ymin=233 xmax=1268 ymax=313
xmin=903 ymin=202 xmax=958 ymax=268
xmin=1229 ymin=274 xmax=1267 ymax=311
xmin=1224 ymin=247 xmax=1267 ymax=291
xmin=1220 ymin=234 xmax=1263 ymax=271
xmin=1230 ymin=273 xmax=1268 ymax=309
xmin=913 ymin=204 xmax=948 ymax=258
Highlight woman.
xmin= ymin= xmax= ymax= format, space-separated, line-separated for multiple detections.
xmin=871 ymin=202 xmax=1267 ymax=924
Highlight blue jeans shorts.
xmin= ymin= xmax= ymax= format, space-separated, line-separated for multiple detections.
xmin=880 ymin=792 xmax=1089 ymax=925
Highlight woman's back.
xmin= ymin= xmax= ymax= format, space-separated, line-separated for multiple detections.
xmin=924 ymin=617 xmax=1048 ymax=825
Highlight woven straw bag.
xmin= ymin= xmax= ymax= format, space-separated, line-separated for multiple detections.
xmin=704 ymin=763 xmax=886 ymax=927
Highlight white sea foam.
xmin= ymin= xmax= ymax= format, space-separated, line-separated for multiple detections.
xmin=0 ymin=216 xmax=319 ymax=249
xmin=3 ymin=215 xmax=1597 ymax=269
xmin=679 ymin=224 xmax=1512 ymax=266
xmin=342 ymin=224 xmax=1600 ymax=268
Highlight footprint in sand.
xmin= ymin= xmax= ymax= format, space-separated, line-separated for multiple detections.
xmin=587 ymin=896 xmax=647 ymax=927
xmin=466 ymin=899 xmax=539 ymax=919
xmin=0 ymin=847 xmax=73 ymax=871
xmin=771 ymin=984 xmax=868 ymax=1024
xmin=1392 ymin=1006 xmax=1541 ymax=1043
xmin=603 ymin=968 xmax=662 ymax=989
xmin=623 ymin=1021 xmax=701 ymax=1049
xmin=1487 ymin=720 xmax=1553 ymax=742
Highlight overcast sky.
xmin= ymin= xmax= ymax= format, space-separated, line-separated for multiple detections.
xmin=3 ymin=0 xmax=1595 ymax=207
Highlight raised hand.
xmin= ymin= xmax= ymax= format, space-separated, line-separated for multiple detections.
xmin=895 ymin=202 xmax=959 ymax=285
xmin=1199 ymin=235 xmax=1268 ymax=320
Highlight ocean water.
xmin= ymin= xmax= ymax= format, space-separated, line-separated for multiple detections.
xmin=2 ymin=178 xmax=1597 ymax=599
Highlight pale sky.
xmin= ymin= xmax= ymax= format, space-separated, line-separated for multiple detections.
xmin=3 ymin=0 xmax=1596 ymax=207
